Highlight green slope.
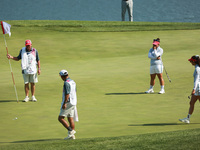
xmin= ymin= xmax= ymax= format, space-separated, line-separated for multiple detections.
xmin=1 ymin=128 xmax=200 ymax=150
xmin=0 ymin=21 xmax=200 ymax=149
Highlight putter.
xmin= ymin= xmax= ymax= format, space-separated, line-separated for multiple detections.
xmin=164 ymin=66 xmax=171 ymax=83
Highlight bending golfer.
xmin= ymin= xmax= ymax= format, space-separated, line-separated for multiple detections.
xmin=145 ymin=38 xmax=165 ymax=94
xmin=179 ymin=55 xmax=200 ymax=124
xmin=7 ymin=40 xmax=41 ymax=102
xmin=58 ymin=70 xmax=78 ymax=140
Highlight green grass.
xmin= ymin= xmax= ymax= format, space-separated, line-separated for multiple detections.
xmin=1 ymin=128 xmax=200 ymax=150
xmin=5 ymin=20 xmax=200 ymax=32
xmin=0 ymin=20 xmax=200 ymax=149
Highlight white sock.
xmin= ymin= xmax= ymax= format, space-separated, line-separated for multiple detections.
xmin=161 ymin=85 xmax=164 ymax=90
xmin=150 ymin=85 xmax=154 ymax=89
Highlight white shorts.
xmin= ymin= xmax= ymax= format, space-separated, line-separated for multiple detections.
xmin=59 ymin=103 xmax=75 ymax=118
xmin=150 ymin=65 xmax=163 ymax=74
xmin=23 ymin=73 xmax=38 ymax=84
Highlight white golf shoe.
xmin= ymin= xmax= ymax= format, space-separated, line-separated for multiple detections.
xmin=71 ymin=135 xmax=76 ymax=140
xmin=23 ymin=96 xmax=29 ymax=102
xmin=31 ymin=96 xmax=37 ymax=102
xmin=158 ymin=89 xmax=165 ymax=94
xmin=179 ymin=118 xmax=190 ymax=124
xmin=145 ymin=89 xmax=154 ymax=94
xmin=64 ymin=135 xmax=75 ymax=140
xmin=64 ymin=130 xmax=76 ymax=140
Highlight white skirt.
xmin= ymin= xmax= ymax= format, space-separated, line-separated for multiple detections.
xmin=150 ymin=65 xmax=163 ymax=74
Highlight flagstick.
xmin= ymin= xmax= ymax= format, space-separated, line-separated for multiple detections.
xmin=3 ymin=35 xmax=19 ymax=103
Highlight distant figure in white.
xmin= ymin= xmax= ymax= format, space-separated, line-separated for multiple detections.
xmin=121 ymin=0 xmax=133 ymax=22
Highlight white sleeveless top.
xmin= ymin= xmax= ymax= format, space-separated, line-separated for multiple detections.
xmin=61 ymin=79 xmax=77 ymax=107
xmin=21 ymin=47 xmax=37 ymax=74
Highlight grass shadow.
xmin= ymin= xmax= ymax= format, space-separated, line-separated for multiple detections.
xmin=0 ymin=100 xmax=22 ymax=103
xmin=11 ymin=138 xmax=61 ymax=144
xmin=128 ymin=123 xmax=200 ymax=126
xmin=105 ymin=92 xmax=149 ymax=95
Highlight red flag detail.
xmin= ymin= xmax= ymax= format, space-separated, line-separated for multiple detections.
xmin=1 ymin=21 xmax=11 ymax=36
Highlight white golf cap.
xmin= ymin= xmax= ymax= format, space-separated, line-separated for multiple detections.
xmin=59 ymin=70 xmax=68 ymax=76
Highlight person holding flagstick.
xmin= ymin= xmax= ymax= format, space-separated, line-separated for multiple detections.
xmin=7 ymin=40 xmax=41 ymax=102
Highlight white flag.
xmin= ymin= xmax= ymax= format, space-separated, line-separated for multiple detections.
xmin=1 ymin=21 xmax=11 ymax=37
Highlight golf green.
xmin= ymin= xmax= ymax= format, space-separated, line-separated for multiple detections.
xmin=0 ymin=21 xmax=200 ymax=145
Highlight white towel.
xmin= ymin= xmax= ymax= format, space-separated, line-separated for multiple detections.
xmin=21 ymin=47 xmax=28 ymax=71
xmin=74 ymin=106 xmax=79 ymax=122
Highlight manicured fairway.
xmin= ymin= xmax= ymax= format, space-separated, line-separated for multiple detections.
xmin=0 ymin=21 xmax=200 ymax=149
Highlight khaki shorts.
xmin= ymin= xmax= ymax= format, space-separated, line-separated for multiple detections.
xmin=23 ymin=73 xmax=38 ymax=84
xmin=59 ymin=103 xmax=75 ymax=118
xmin=150 ymin=65 xmax=163 ymax=74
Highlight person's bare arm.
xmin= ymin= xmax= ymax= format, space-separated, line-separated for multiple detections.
xmin=62 ymin=94 xmax=70 ymax=109
xmin=7 ymin=54 xmax=19 ymax=61
xmin=37 ymin=60 xmax=41 ymax=75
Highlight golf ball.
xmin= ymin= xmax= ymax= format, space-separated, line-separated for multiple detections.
xmin=13 ymin=117 xmax=17 ymax=120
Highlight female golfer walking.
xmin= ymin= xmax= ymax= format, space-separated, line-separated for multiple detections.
xmin=179 ymin=55 xmax=200 ymax=124
xmin=145 ymin=38 xmax=165 ymax=94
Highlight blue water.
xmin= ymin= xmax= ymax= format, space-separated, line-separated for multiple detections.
xmin=0 ymin=0 xmax=200 ymax=22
